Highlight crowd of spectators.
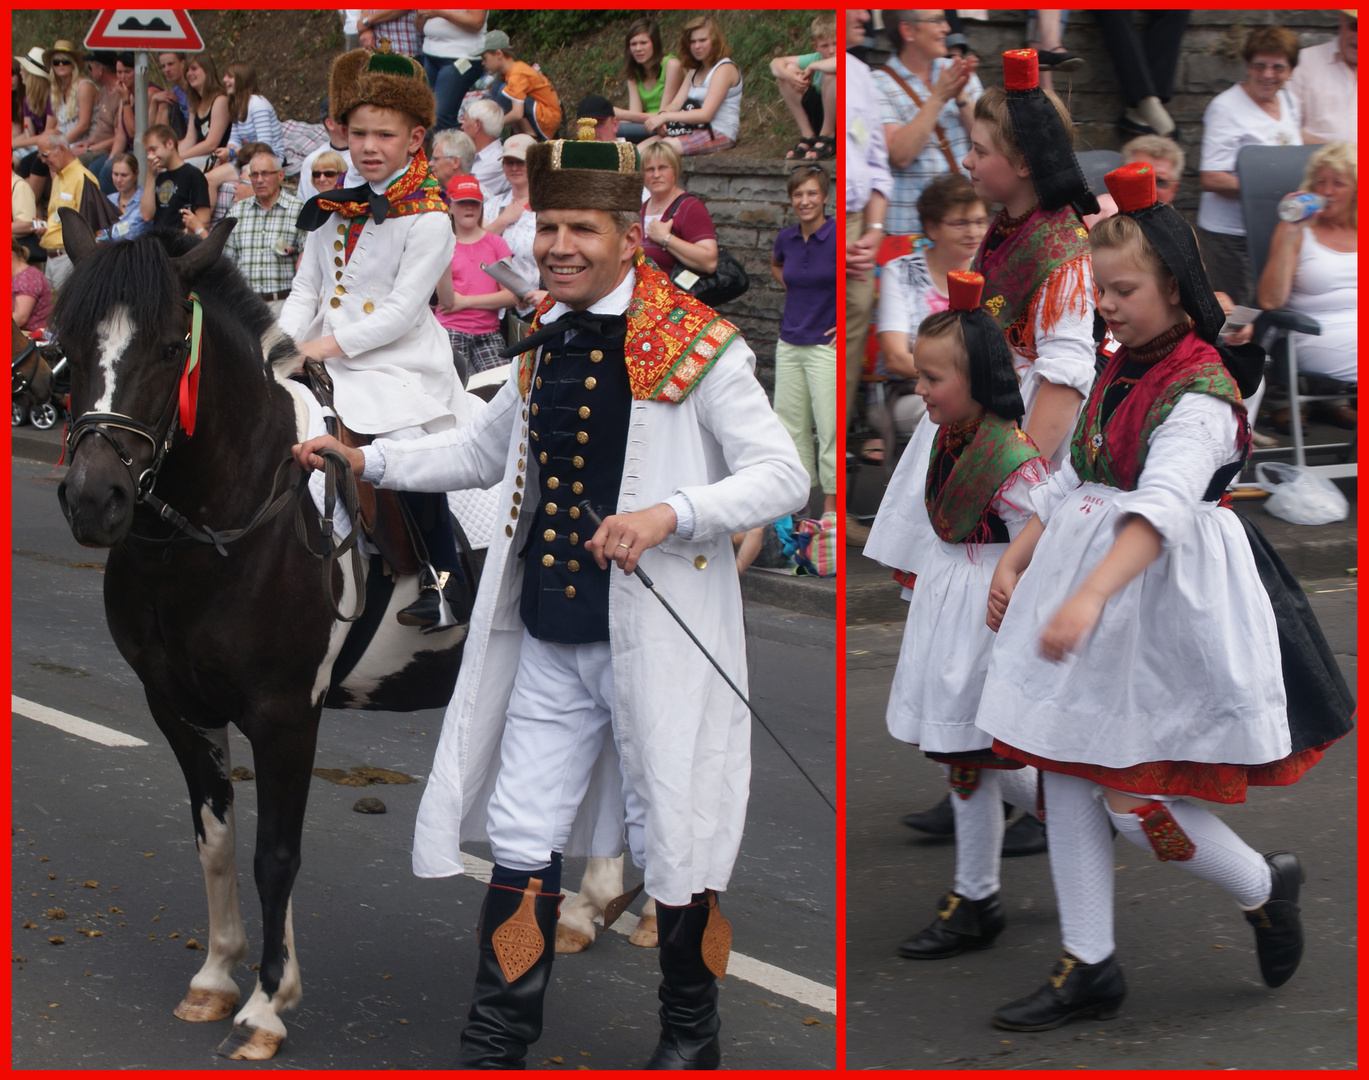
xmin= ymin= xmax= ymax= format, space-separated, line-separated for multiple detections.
xmin=845 ymin=9 xmax=1358 ymax=536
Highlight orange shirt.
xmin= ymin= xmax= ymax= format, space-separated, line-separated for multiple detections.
xmin=504 ymin=62 xmax=561 ymax=135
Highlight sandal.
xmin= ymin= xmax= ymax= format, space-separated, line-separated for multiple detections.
xmin=805 ymin=135 xmax=836 ymax=160
xmin=784 ymin=137 xmax=815 ymax=161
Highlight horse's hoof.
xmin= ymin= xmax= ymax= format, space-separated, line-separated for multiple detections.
xmin=555 ymin=924 xmax=594 ymax=954
xmin=216 ymin=1023 xmax=284 ymax=1060
xmin=629 ymin=914 xmax=659 ymax=948
xmin=174 ymin=987 xmax=238 ymax=1022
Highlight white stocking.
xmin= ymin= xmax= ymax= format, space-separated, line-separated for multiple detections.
xmin=951 ymin=770 xmax=1004 ymax=900
xmin=998 ymin=765 xmax=1040 ymax=817
xmin=1107 ymin=797 xmax=1273 ymax=909
xmin=1043 ymin=771 xmax=1115 ymax=964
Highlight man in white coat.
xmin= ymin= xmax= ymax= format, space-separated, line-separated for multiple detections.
xmin=294 ymin=121 xmax=809 ymax=1069
xmin=282 ymin=44 xmax=476 ymax=629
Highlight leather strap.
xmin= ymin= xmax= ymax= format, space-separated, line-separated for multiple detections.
xmin=877 ymin=64 xmax=964 ymax=176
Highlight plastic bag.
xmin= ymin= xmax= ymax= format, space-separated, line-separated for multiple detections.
xmin=1255 ymin=462 xmax=1349 ymax=526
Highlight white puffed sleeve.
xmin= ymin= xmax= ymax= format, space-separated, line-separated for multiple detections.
xmin=1111 ymin=393 xmax=1243 ymax=548
xmin=1026 ymin=257 xmax=1097 ymax=399
xmin=992 ymin=456 xmax=1052 ymax=535
xmin=1028 ymin=455 xmax=1081 ymax=524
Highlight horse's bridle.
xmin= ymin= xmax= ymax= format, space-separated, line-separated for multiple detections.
xmin=64 ymin=294 xmax=201 ymax=502
xmin=61 ymin=292 xmax=365 ymax=620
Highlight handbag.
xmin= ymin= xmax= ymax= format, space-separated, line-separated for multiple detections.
xmin=663 ymin=99 xmax=711 ymax=138
xmin=660 ymin=194 xmax=750 ymax=307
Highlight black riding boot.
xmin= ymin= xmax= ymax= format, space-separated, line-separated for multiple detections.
xmin=645 ymin=892 xmax=726 ymax=1070
xmin=456 ymin=881 xmax=560 ymax=1069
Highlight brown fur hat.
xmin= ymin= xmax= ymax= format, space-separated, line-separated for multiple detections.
xmin=329 ymin=46 xmax=434 ymax=130
xmin=527 ymin=118 xmax=643 ymax=212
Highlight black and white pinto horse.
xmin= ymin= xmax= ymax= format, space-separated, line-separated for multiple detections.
xmin=51 ymin=210 xmax=480 ymax=1060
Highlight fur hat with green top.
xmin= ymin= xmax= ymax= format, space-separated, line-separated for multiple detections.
xmin=329 ymin=42 xmax=435 ymax=130
xmin=527 ymin=118 xmax=643 ymax=212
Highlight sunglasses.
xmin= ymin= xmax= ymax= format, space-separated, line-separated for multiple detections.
xmin=311 ymin=169 xmax=340 ymax=179
xmin=51 ymin=58 xmax=73 ymax=67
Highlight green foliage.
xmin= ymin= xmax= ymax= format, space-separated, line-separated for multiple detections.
xmin=488 ymin=10 xmax=628 ymax=55
xmin=12 ymin=10 xmax=101 ymax=54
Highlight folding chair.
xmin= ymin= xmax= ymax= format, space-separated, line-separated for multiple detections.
xmin=1236 ymin=143 xmax=1355 ymax=479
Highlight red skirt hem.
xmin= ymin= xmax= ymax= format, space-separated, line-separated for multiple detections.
xmin=989 ymin=740 xmax=1330 ymax=804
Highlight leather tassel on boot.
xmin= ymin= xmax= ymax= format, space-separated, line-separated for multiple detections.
xmin=456 ymin=878 xmax=561 ymax=1069
xmin=645 ymin=890 xmax=729 ymax=1070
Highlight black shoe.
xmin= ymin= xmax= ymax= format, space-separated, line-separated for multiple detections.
xmin=1001 ymin=813 xmax=1048 ymax=858
xmin=396 ymin=568 xmax=471 ymax=631
xmin=992 ymin=953 xmax=1127 ymax=1032
xmin=1036 ymin=47 xmax=1085 ymax=72
xmin=1244 ymin=851 xmax=1305 ymax=988
xmin=902 ymin=794 xmax=955 ymax=835
xmin=456 ymin=882 xmax=560 ymax=1069
xmin=899 ymin=891 xmax=1006 ymax=960
xmin=645 ymin=896 xmax=722 ymax=1070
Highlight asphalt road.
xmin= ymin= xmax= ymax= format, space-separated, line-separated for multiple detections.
xmin=845 ymin=574 xmax=1357 ymax=1070
xmin=11 ymin=455 xmax=837 ymax=1070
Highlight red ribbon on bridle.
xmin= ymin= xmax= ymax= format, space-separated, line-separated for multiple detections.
xmin=177 ymin=292 xmax=204 ymax=437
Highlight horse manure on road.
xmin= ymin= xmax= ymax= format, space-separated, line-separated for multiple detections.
xmin=353 ymin=798 xmax=387 ymax=814
xmin=312 ymin=766 xmax=417 ymax=787
xmin=230 ymin=766 xmax=254 ymax=781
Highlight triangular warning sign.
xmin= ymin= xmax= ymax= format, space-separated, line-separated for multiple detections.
xmin=85 ymin=10 xmax=204 ymax=51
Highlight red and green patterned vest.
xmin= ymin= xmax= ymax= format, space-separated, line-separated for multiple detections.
xmin=926 ymin=413 xmax=1043 ymax=544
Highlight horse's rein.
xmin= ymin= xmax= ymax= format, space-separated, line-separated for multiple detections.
xmin=63 ymin=293 xmax=366 ymax=623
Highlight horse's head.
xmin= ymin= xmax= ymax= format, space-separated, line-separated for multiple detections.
xmin=53 ymin=209 xmax=237 ymax=546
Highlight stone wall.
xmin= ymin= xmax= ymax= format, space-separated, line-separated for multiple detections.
xmin=859 ymin=9 xmax=1345 ymax=219
xmin=678 ymin=158 xmax=837 ymax=392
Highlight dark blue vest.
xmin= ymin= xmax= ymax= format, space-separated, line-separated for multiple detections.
xmin=519 ymin=327 xmax=632 ymax=644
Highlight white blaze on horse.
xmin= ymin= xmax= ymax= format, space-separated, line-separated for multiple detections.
xmin=50 ymin=209 xmax=484 ymax=1061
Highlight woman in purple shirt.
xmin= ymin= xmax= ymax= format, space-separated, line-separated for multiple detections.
xmin=771 ymin=165 xmax=838 ymax=515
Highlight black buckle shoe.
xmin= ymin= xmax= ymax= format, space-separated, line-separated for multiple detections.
xmin=1001 ymin=813 xmax=1048 ymax=858
xmin=992 ymin=953 xmax=1126 ymax=1031
xmin=899 ymin=891 xmax=1006 ymax=960
xmin=1244 ymin=851 xmax=1305 ymax=988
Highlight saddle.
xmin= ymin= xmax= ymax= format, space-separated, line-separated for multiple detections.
xmin=301 ymin=360 xmax=420 ymax=577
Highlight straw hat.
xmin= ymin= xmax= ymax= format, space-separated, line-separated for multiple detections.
xmin=43 ymin=39 xmax=86 ymax=69
xmin=15 ymin=46 xmax=49 ymax=79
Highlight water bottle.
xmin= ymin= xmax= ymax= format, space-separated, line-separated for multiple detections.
xmin=1277 ymin=192 xmax=1326 ymax=222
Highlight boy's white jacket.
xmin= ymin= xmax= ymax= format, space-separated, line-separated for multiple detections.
xmin=371 ymin=299 xmax=809 ymax=906
xmin=279 ymin=208 xmax=467 ymax=434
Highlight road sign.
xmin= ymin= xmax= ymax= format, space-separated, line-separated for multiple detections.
xmin=84 ymin=10 xmax=204 ymax=51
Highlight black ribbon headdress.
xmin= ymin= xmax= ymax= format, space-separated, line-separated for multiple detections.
xmin=949 ymin=270 xmax=1025 ymax=421
xmin=1104 ymin=162 xmax=1264 ymax=397
xmin=1002 ymin=49 xmax=1099 ymax=219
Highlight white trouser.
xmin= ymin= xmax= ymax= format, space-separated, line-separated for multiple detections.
xmin=486 ymin=630 xmax=646 ymax=872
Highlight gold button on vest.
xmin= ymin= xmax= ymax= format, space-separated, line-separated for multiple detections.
xmin=535 ymin=376 xmax=542 ymax=389
xmin=590 ymin=350 xmax=603 ymax=362
xmin=572 ymin=456 xmax=584 ymax=468
xmin=569 ymin=481 xmax=582 ymax=495
xmin=568 ymin=506 xmax=581 ymax=520
xmin=545 ymin=502 xmax=558 ymax=515
xmin=539 ymin=452 xmax=548 ymax=464
xmin=584 ymin=377 xmax=596 ymax=390
xmin=541 ymin=554 xmax=554 ymax=568
xmin=564 ymin=586 xmax=576 ymax=599
xmin=546 ymin=477 xmax=559 ymax=490
xmin=578 ymin=406 xmax=590 ymax=419
xmin=543 ymin=528 xmax=555 ymax=542
xmin=569 ymin=532 xmax=579 ymax=545
xmin=531 ymin=403 xmax=539 ymax=415
xmin=576 ymin=431 xmax=588 ymax=444
xmin=568 ymin=560 xmax=580 ymax=572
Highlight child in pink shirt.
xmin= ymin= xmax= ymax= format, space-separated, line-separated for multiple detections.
xmin=437 ymin=174 xmax=517 ymax=377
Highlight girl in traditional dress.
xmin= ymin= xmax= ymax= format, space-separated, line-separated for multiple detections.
xmin=880 ymin=270 xmax=1050 ymax=960
xmin=977 ymin=162 xmax=1355 ymax=1031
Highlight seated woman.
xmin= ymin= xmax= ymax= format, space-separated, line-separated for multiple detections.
xmin=308 ymin=149 xmax=348 ymax=193
xmin=176 ymin=52 xmax=231 ymax=170
xmin=1255 ymin=140 xmax=1356 ymax=430
xmin=12 ymin=238 xmax=53 ymax=334
xmin=101 ymin=151 xmax=150 ymax=240
xmin=480 ymin=133 xmax=546 ymax=330
xmin=639 ymin=141 xmax=718 ymax=279
xmin=641 ymin=15 xmax=742 ymax=157
xmin=614 ymin=18 xmax=683 ymax=145
xmin=874 ymin=174 xmax=990 ymax=444
xmin=204 ymin=63 xmax=284 ymax=211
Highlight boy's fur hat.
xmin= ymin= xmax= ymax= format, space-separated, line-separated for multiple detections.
xmin=330 ymin=44 xmax=434 ymax=130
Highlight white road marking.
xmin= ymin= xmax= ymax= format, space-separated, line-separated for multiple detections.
xmin=12 ymin=695 xmax=148 ymax=747
xmin=458 ymin=851 xmax=837 ymax=1016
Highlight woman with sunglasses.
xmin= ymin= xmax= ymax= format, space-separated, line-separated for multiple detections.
xmin=308 ymin=150 xmax=348 ymax=193
xmin=45 ymin=41 xmax=96 ymax=149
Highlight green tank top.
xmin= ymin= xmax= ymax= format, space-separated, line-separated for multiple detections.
xmin=638 ymin=55 xmax=676 ymax=114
